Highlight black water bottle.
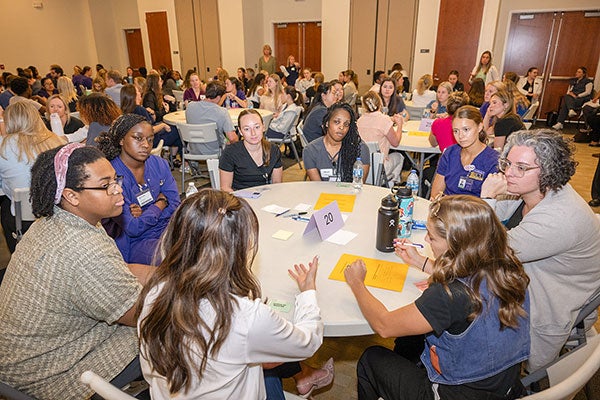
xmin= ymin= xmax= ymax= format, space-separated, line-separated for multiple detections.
xmin=376 ymin=195 xmax=399 ymax=252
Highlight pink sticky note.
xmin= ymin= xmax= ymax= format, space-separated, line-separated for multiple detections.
xmin=303 ymin=201 xmax=344 ymax=240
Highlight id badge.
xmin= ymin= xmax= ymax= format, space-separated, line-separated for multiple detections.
xmin=458 ymin=176 xmax=467 ymax=189
xmin=136 ymin=189 xmax=154 ymax=207
xmin=320 ymin=168 xmax=334 ymax=179
xmin=468 ymin=169 xmax=484 ymax=181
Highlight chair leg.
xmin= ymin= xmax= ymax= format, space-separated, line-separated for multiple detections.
xmin=181 ymin=154 xmax=186 ymax=191
xmin=289 ymin=140 xmax=303 ymax=170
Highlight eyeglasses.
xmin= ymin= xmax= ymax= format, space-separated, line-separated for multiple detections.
xmin=75 ymin=176 xmax=124 ymax=195
xmin=498 ymin=158 xmax=540 ymax=177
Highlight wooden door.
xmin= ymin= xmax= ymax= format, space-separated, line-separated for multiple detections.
xmin=274 ymin=21 xmax=321 ymax=73
xmin=303 ymin=22 xmax=322 ymax=72
xmin=432 ymin=0 xmax=484 ymax=88
xmin=146 ymin=11 xmax=173 ymax=70
xmin=125 ymin=29 xmax=145 ymax=70
xmin=504 ymin=10 xmax=600 ymax=118
xmin=275 ymin=23 xmax=301 ymax=69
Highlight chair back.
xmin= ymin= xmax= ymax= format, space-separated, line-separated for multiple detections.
xmin=150 ymin=139 xmax=164 ymax=156
xmin=365 ymin=142 xmax=386 ymax=186
xmin=520 ymin=334 xmax=600 ymax=400
xmin=297 ymin=121 xmax=309 ymax=148
xmin=405 ymin=104 xmax=426 ymax=121
xmin=176 ymin=122 xmax=220 ymax=158
xmin=0 ymin=380 xmax=36 ymax=400
xmin=13 ymin=188 xmax=35 ymax=242
xmin=206 ymin=158 xmax=221 ymax=190
xmin=172 ymin=90 xmax=184 ymax=109
xmin=80 ymin=371 xmax=136 ymax=400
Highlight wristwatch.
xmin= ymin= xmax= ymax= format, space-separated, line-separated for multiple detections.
xmin=155 ymin=197 xmax=168 ymax=206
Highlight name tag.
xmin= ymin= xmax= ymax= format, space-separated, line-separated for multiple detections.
xmin=468 ymin=169 xmax=485 ymax=181
xmin=136 ymin=189 xmax=154 ymax=207
xmin=321 ymin=168 xmax=334 ymax=179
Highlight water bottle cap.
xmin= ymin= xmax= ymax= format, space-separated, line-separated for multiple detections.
xmin=381 ymin=194 xmax=398 ymax=208
xmin=188 ymin=182 xmax=194 ymax=186
xmin=396 ymin=186 xmax=412 ymax=197
xmin=356 ymin=157 xmax=361 ymax=161
xmin=410 ymin=169 xmax=417 ymax=173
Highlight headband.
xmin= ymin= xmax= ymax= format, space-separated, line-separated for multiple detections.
xmin=54 ymin=143 xmax=85 ymax=204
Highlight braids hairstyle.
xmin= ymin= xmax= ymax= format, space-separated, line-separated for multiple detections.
xmin=501 ymin=129 xmax=577 ymax=195
xmin=2 ymin=101 xmax=64 ymax=163
xmin=428 ymin=195 xmax=529 ymax=329
xmin=362 ymin=90 xmax=382 ymax=113
xmin=284 ymin=85 xmax=304 ymax=107
xmin=237 ymin=109 xmax=273 ymax=167
xmin=378 ymin=77 xmax=403 ymax=117
xmin=454 ymin=105 xmax=487 ymax=143
xmin=322 ymin=102 xmax=363 ymax=182
xmin=120 ymin=84 xmax=138 ymax=114
xmin=77 ymin=92 xmax=121 ymax=126
xmin=137 ymin=188 xmax=261 ymax=395
xmin=30 ymin=145 xmax=106 ymax=218
xmin=97 ymin=113 xmax=149 ymax=160
xmin=145 ymin=73 xmax=164 ymax=111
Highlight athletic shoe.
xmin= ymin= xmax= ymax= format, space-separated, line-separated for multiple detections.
xmin=568 ymin=109 xmax=578 ymax=118
xmin=552 ymin=122 xmax=563 ymax=130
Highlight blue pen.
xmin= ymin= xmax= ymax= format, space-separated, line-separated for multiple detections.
xmin=292 ymin=216 xmax=310 ymax=222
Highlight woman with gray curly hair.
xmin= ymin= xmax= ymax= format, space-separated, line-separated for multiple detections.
xmin=480 ymin=129 xmax=600 ymax=372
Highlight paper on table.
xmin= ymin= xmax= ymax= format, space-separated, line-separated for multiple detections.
xmin=314 ymin=193 xmax=356 ymax=213
xmin=294 ymin=203 xmax=312 ymax=212
xmin=262 ymin=204 xmax=290 ymax=214
xmin=272 ymin=230 xmax=294 ymax=240
xmin=407 ymin=131 xmax=430 ymax=137
xmin=329 ymin=253 xmax=409 ymax=292
xmin=325 ymin=229 xmax=357 ymax=245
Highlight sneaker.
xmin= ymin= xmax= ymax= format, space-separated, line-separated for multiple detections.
xmin=552 ymin=122 xmax=563 ymax=130
xmin=568 ymin=109 xmax=578 ymax=118
xmin=179 ymin=165 xmax=190 ymax=173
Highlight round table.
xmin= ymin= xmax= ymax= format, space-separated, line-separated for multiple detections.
xmin=244 ymin=181 xmax=432 ymax=337
xmin=163 ymin=108 xmax=274 ymax=127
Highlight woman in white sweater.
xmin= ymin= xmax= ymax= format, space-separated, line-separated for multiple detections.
xmin=265 ymin=86 xmax=304 ymax=139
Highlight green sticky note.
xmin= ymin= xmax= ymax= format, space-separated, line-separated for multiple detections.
xmin=268 ymin=299 xmax=291 ymax=313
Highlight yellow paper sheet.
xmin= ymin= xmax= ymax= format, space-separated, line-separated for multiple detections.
xmin=314 ymin=193 xmax=356 ymax=213
xmin=407 ymin=130 xmax=429 ymax=137
xmin=329 ymin=253 xmax=409 ymax=292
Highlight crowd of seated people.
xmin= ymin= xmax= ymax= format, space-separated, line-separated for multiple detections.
xmin=0 ymin=55 xmax=599 ymax=400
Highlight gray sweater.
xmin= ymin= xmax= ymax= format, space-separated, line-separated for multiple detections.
xmin=487 ymin=184 xmax=600 ymax=370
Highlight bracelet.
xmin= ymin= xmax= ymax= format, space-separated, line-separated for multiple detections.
xmin=421 ymin=257 xmax=429 ymax=272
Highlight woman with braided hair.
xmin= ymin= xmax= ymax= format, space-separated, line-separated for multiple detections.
xmin=97 ymin=113 xmax=180 ymax=265
xmin=303 ymin=102 xmax=370 ymax=182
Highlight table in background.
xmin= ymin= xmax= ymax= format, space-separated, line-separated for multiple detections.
xmin=244 ymin=181 xmax=432 ymax=337
xmin=163 ymin=108 xmax=274 ymax=127
xmin=391 ymin=120 xmax=440 ymax=197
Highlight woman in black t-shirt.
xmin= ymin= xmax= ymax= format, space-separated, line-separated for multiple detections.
xmin=344 ymin=195 xmax=530 ymax=400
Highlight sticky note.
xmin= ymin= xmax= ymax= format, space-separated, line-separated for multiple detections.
xmin=272 ymin=230 xmax=294 ymax=240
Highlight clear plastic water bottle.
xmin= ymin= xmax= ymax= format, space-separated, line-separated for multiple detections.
xmin=407 ymin=169 xmax=419 ymax=198
xmin=50 ymin=113 xmax=64 ymax=136
xmin=185 ymin=182 xmax=198 ymax=198
xmin=352 ymin=158 xmax=364 ymax=190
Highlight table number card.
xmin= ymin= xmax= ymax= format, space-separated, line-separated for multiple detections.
xmin=303 ymin=201 xmax=344 ymax=240
xmin=418 ymin=118 xmax=434 ymax=132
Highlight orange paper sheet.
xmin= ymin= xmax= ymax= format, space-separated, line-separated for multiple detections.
xmin=407 ymin=130 xmax=430 ymax=137
xmin=314 ymin=193 xmax=356 ymax=213
xmin=329 ymin=253 xmax=409 ymax=292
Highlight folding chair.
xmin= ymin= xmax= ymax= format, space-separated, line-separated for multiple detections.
xmin=405 ymin=104 xmax=426 ymax=121
xmin=149 ymin=139 xmax=164 ymax=156
xmin=80 ymin=371 xmax=136 ymax=400
xmin=522 ymin=101 xmax=539 ymax=130
xmin=266 ymin=108 xmax=303 ymax=169
xmin=364 ymin=141 xmax=387 ymax=187
xmin=206 ymin=158 xmax=221 ymax=190
xmin=521 ymin=334 xmax=600 ymax=400
xmin=175 ymin=122 xmax=221 ymax=188
xmin=13 ymin=188 xmax=35 ymax=243
xmin=172 ymin=90 xmax=184 ymax=110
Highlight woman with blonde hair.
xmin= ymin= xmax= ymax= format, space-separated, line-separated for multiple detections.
xmin=357 ymin=91 xmax=404 ymax=182
xmin=0 ymin=101 xmax=63 ymax=251
xmin=258 ymin=44 xmax=277 ymax=75
xmin=411 ymin=74 xmax=436 ymax=107
xmin=485 ymin=89 xmax=525 ymax=150
xmin=138 ymin=188 xmax=324 ymax=399
xmin=349 ymin=195 xmax=529 ymax=399
xmin=260 ymin=74 xmax=286 ymax=113
xmin=427 ymin=81 xmax=453 ymax=118
xmin=56 ymin=76 xmax=78 ymax=112
xmin=44 ymin=94 xmax=84 ymax=135
xmin=469 ymin=50 xmax=500 ymax=84
xmin=92 ymin=76 xmax=106 ymax=93
xmin=504 ymin=80 xmax=530 ymax=117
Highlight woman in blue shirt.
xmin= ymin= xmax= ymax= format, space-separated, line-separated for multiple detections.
xmin=98 ymin=113 xmax=180 ymax=265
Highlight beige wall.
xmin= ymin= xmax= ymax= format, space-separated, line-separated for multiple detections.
xmin=218 ymin=0 xmax=246 ymax=74
xmin=321 ymin=0 xmax=350 ymax=80
xmin=0 ymin=0 xmax=98 ymax=74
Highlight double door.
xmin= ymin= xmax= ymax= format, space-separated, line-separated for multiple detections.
xmin=274 ymin=22 xmax=322 ymax=73
xmin=503 ymin=11 xmax=600 ymax=118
